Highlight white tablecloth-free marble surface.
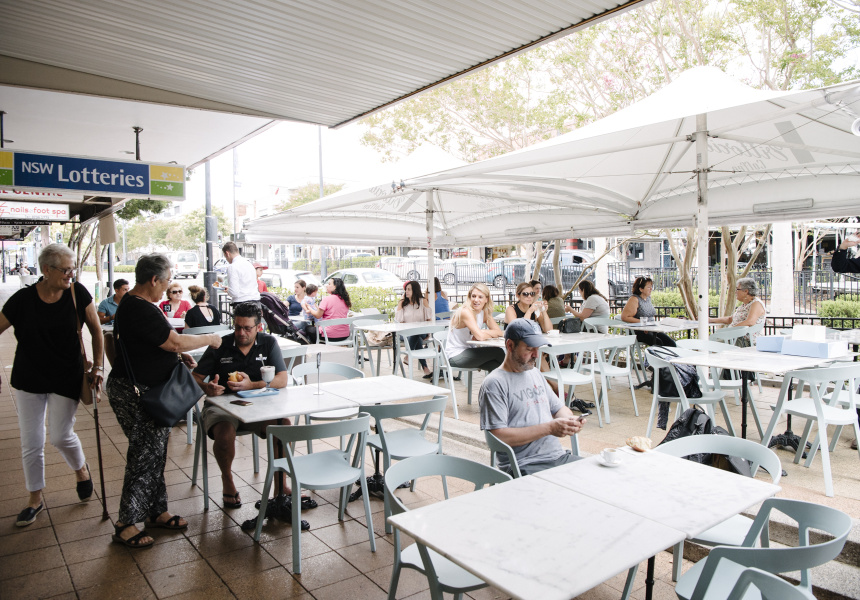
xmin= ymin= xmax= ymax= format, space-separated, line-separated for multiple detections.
xmin=613 ymin=319 xmax=699 ymax=334
xmin=535 ymin=450 xmax=780 ymax=538
xmin=387 ymin=474 xmax=685 ymax=600
xmin=205 ymin=386 xmax=357 ymax=423
xmin=354 ymin=320 xmax=450 ymax=334
xmin=320 ymin=375 xmax=450 ymax=405
xmin=467 ymin=331 xmax=620 ymax=349
xmin=670 ymin=348 xmax=837 ymax=376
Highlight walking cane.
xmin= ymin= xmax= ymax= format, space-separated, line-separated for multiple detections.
xmin=91 ymin=385 xmax=109 ymax=520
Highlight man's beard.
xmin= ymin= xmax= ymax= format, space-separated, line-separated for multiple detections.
xmin=510 ymin=355 xmax=537 ymax=373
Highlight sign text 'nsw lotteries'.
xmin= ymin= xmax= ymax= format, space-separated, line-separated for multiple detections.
xmin=0 ymin=151 xmax=184 ymax=199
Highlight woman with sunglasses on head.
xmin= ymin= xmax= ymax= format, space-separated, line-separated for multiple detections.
xmin=446 ymin=283 xmax=504 ymax=372
xmin=0 ymin=244 xmax=104 ymax=528
xmin=621 ymin=276 xmax=676 ymax=347
xmin=158 ymin=282 xmax=192 ymax=319
xmin=304 ymin=277 xmax=351 ymax=342
xmin=505 ymin=282 xmax=558 ymax=392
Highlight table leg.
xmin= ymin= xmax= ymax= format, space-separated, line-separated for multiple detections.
xmin=768 ymin=376 xmax=808 ymax=458
xmin=740 ymin=371 xmax=750 ymax=439
xmin=645 ymin=555 xmax=656 ymax=600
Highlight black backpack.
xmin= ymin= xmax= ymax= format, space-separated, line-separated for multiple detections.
xmin=658 ymin=407 xmax=752 ymax=477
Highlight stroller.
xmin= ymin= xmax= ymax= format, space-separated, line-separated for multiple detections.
xmin=259 ymin=292 xmax=310 ymax=345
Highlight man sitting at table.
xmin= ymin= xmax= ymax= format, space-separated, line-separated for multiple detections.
xmin=192 ymin=302 xmax=289 ymax=508
xmin=97 ymin=279 xmax=129 ymax=324
xmin=479 ymin=318 xmax=587 ymax=476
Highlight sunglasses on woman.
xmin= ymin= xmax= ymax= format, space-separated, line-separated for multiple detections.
xmin=520 ymin=291 xmax=536 ymax=297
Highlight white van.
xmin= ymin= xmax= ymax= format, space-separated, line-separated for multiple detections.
xmin=170 ymin=251 xmax=200 ymax=279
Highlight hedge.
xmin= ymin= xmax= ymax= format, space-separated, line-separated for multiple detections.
xmin=818 ymin=300 xmax=860 ymax=327
xmin=81 ymin=265 xmax=136 ymax=273
xmin=649 ymin=290 xmax=719 ymax=318
xmin=269 ymin=286 xmax=400 ymax=315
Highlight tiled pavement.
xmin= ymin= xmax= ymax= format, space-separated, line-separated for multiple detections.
xmin=1 ymin=287 xmax=859 ymax=599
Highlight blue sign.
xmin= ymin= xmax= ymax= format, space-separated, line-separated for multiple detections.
xmin=13 ymin=153 xmax=150 ymax=195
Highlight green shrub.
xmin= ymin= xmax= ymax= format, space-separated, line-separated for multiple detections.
xmin=270 ymin=286 xmax=399 ymax=316
xmin=82 ymin=265 xmax=136 ymax=273
xmin=818 ymin=300 xmax=860 ymax=327
xmin=649 ymin=290 xmax=719 ymax=318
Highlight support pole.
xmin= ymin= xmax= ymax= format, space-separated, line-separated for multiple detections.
xmin=426 ymin=191 xmax=435 ymax=321
xmin=318 ymin=126 xmax=328 ymax=280
xmin=203 ymin=162 xmax=217 ymax=304
xmin=695 ymin=114 xmax=710 ymax=341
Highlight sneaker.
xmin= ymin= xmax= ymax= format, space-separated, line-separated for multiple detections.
xmin=16 ymin=503 xmax=43 ymax=527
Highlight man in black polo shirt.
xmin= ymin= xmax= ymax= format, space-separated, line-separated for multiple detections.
xmin=193 ymin=303 xmax=288 ymax=508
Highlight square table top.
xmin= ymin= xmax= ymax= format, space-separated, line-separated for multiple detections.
xmin=670 ymin=348 xmax=838 ymax=375
xmin=354 ymin=320 xmax=449 ymax=333
xmin=319 ymin=374 xmax=450 ymax=405
xmin=535 ymin=450 xmax=780 ymax=539
xmin=205 ymin=386 xmax=356 ymax=423
xmin=387 ymin=474 xmax=685 ymax=600
xmin=467 ymin=331 xmax=621 ymax=349
xmin=613 ymin=318 xmax=699 ymax=334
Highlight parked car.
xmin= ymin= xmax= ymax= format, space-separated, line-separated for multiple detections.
xmin=377 ymin=256 xmax=404 ymax=275
xmin=214 ymin=258 xmax=229 ymax=276
xmin=438 ymin=258 xmax=488 ymax=284
xmin=325 ymin=268 xmax=404 ymax=292
xmin=170 ymin=251 xmax=200 ymax=279
xmin=261 ymin=269 xmax=321 ymax=289
xmin=486 ymin=257 xmax=527 ymax=288
xmin=528 ymin=249 xmax=631 ymax=300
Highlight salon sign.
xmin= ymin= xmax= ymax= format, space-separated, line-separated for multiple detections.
xmin=0 ymin=200 xmax=69 ymax=221
xmin=0 ymin=150 xmax=185 ymax=200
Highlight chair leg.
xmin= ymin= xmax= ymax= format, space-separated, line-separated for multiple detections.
xmin=186 ymin=408 xmax=194 ymax=445
xmin=748 ymin=395 xmax=764 ymax=440
xmin=621 ymin=564 xmax=638 ymax=600
xmin=600 ymin=373 xmax=611 ymax=424
xmin=627 ymin=373 xmax=639 ymax=417
xmin=645 ymin=397 xmax=658 ymax=438
xmin=387 ymin=557 xmax=403 ymax=600
xmin=252 ymin=435 xmax=260 ymax=473
xmin=718 ymin=400 xmax=736 ymax=437
xmin=192 ymin=419 xmax=201 ymax=487
xmin=360 ymin=474 xmax=376 ymax=551
xmin=818 ymin=425 xmax=834 ymax=497
xmin=466 ymin=371 xmax=473 ymax=405
xmin=253 ymin=468 xmax=275 ymax=542
xmin=795 ymin=421 xmax=814 ymax=465
xmin=672 ymin=541 xmax=683 ymax=582
xmin=441 ymin=474 xmax=449 ymax=499
xmin=589 ymin=379 xmax=604 ymax=428
xmin=291 ymin=477 xmax=303 ymax=573
xmin=304 ymin=414 xmax=313 ymax=454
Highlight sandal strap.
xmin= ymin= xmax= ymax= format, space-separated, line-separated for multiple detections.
xmin=164 ymin=515 xmax=183 ymax=527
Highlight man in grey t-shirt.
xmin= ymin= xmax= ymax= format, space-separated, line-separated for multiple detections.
xmin=479 ymin=319 xmax=587 ymax=475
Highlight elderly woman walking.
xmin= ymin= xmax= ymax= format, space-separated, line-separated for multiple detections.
xmin=709 ymin=277 xmax=766 ymax=346
xmin=0 ymin=243 xmax=103 ymax=527
xmin=107 ymin=254 xmax=222 ymax=548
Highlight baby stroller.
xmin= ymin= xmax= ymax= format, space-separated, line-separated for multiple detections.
xmin=259 ymin=292 xmax=310 ymax=345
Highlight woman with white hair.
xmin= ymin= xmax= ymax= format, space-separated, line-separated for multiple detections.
xmin=0 ymin=243 xmax=104 ymax=527
xmin=709 ymin=277 xmax=766 ymax=346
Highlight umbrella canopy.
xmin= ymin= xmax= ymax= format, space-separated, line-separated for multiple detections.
xmin=247 ymin=67 xmax=860 ymax=247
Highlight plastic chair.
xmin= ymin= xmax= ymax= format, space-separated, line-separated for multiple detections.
xmin=674 ymin=498 xmax=851 ymax=600
xmin=582 ymin=316 xmax=626 ymax=334
xmin=360 ymin=307 xmax=381 ymax=315
xmin=709 ymin=324 xmax=751 ymax=344
xmin=360 ymin=396 xmax=448 ymax=533
xmin=317 ymin=316 xmax=357 ymax=347
xmin=644 ymin=347 xmax=736 ymax=438
xmin=396 ymin=323 xmax=447 ymax=379
xmin=384 ymin=454 xmax=512 ymax=600
xmin=353 ymin=317 xmax=392 ymax=376
xmin=484 ymin=429 xmax=580 ymax=477
xmin=182 ymin=324 xmax=231 ymax=442
xmin=582 ymin=335 xmax=638 ymax=424
xmin=191 ymin=400 xmax=260 ymax=512
xmin=432 ymin=330 xmax=481 ymax=420
xmin=759 ymin=363 xmax=860 ymax=497
xmin=723 ymin=567 xmax=811 ymax=600
xmin=253 ymin=415 xmax=376 ymax=573
xmin=655 ymin=435 xmax=782 ymax=583
xmin=280 ymin=345 xmax=307 ymax=374
xmin=539 ymin=340 xmax=601 ymax=430
xmin=293 ymin=362 xmax=363 ymax=453
xmin=434 ymin=311 xmax=452 ymax=319
xmin=586 ymin=316 xmax=647 ymax=382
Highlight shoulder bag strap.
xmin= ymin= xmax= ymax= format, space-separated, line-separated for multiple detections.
xmin=70 ymin=283 xmax=88 ymax=366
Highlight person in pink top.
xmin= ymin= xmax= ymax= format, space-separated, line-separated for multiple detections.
xmin=304 ymin=278 xmax=351 ymax=342
xmin=158 ymin=282 xmax=192 ymax=319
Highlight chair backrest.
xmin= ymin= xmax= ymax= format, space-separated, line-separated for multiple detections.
xmin=356 ymin=313 xmax=388 ymax=322
xmin=266 ymin=413 xmax=371 ymax=472
xmin=360 ymin=396 xmax=448 ymax=451
xmin=484 ymin=430 xmax=522 ymax=478
xmin=583 ymin=317 xmax=624 ymax=333
xmin=656 ymin=435 xmax=782 ymax=484
xmin=360 ymin=307 xmax=381 ymax=315
xmin=596 ymin=334 xmax=635 ymax=351
xmin=292 ymin=361 xmax=364 ymax=383
xmin=788 ymin=363 xmax=860 ymax=411
xmin=644 ymin=346 xmax=701 ymax=400
xmin=396 ymin=323 xmax=447 ymax=340
xmin=703 ymin=498 xmax=852 ymax=592
xmin=384 ymin=454 xmax=512 ymax=517
xmin=549 ymin=316 xmax=566 ymax=325
xmin=435 ymin=311 xmax=452 ymax=319
xmin=183 ymin=325 xmax=230 ymax=335
xmin=709 ymin=325 xmax=750 ymax=343
xmin=725 ymin=568 xmax=810 ymax=600
xmin=280 ymin=345 xmax=308 ymax=372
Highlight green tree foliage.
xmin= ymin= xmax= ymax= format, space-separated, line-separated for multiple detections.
xmin=123 ymin=207 xmax=231 ymax=253
xmin=277 ymin=182 xmax=345 ymax=211
xmin=360 ymin=0 xmax=860 ymax=161
xmin=115 ymin=198 xmax=169 ymax=220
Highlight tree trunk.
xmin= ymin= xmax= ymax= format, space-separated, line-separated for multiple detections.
xmin=531 ymin=241 xmax=544 ymax=281
xmin=665 ymin=227 xmax=698 ymax=319
xmin=552 ymin=239 xmax=562 ymax=289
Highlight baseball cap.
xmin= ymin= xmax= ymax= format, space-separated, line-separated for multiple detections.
xmin=504 ymin=318 xmax=550 ymax=347
xmin=252 ymin=262 xmax=268 ymax=270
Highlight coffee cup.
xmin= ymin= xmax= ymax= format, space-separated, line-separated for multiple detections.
xmin=548 ymin=329 xmax=560 ymax=337
xmin=601 ymin=448 xmax=621 ymax=465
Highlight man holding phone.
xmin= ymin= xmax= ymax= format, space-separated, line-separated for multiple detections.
xmin=192 ymin=303 xmax=289 ymax=508
xmin=479 ymin=319 xmax=587 ymax=476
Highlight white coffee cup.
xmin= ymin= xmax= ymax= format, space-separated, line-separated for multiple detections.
xmin=601 ymin=448 xmax=621 ymax=465
xmin=548 ymin=329 xmax=560 ymax=337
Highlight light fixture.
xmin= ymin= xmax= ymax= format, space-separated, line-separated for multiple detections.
xmin=504 ymin=226 xmax=537 ymax=236
xmin=752 ymin=198 xmax=814 ymax=215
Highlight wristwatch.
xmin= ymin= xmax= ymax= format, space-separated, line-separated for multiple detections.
xmin=92 ymin=366 xmax=104 ymax=372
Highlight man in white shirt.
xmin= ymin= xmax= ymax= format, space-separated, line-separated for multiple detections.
xmin=222 ymin=242 xmax=261 ymax=308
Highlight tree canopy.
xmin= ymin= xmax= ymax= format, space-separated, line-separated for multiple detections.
xmin=123 ymin=207 xmax=231 ymax=254
xmin=277 ymin=182 xmax=345 ymax=211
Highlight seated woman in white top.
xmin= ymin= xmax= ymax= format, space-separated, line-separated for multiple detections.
xmin=395 ymin=281 xmax=433 ymax=378
xmin=445 ymin=283 xmax=504 ymax=371
xmin=569 ymin=280 xmax=610 ymax=332
xmin=708 ymin=276 xmax=766 ymax=346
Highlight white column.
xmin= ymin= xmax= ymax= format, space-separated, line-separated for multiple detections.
xmin=594 ymin=237 xmax=609 ymax=296
xmin=695 ymin=114 xmax=710 ymax=341
xmin=770 ymin=221 xmax=794 ymax=317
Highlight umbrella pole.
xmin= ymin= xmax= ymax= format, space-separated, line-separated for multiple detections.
xmin=91 ymin=386 xmax=109 ymax=520
xmin=426 ymin=191 xmax=435 ymax=322
xmin=695 ymin=113 xmax=710 ymax=343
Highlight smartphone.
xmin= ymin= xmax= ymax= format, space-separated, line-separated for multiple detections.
xmin=230 ymin=400 xmax=253 ymax=406
xmin=576 ymin=415 xmax=588 ymax=423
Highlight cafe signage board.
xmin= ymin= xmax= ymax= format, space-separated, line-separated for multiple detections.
xmin=0 ymin=201 xmax=69 ymax=221
xmin=0 ymin=150 xmax=185 ymax=200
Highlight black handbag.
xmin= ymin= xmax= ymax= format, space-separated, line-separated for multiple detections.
xmin=558 ymin=317 xmax=582 ymax=333
xmin=115 ymin=308 xmax=203 ymax=427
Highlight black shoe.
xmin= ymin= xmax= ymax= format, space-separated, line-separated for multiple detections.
xmin=452 ymin=375 xmax=461 ymax=381
xmin=16 ymin=503 xmax=43 ymax=527
xmin=569 ymin=399 xmax=594 ymax=415
xmin=76 ymin=462 xmax=93 ymax=501
xmin=422 ymin=372 xmax=434 ymax=380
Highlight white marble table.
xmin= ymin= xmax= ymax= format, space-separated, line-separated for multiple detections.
xmin=467 ymin=331 xmax=619 ymax=349
xmin=387 ymin=473 xmax=685 ymax=600
xmin=614 ymin=318 xmax=699 ymax=335
xmin=354 ymin=321 xmax=449 ymax=376
xmin=535 ymin=450 xmax=781 ymax=539
xmin=320 ymin=374 xmax=450 ymax=405
xmin=205 ymin=386 xmax=357 ymax=422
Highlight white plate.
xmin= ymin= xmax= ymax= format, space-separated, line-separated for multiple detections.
xmin=596 ymin=456 xmax=622 ymax=468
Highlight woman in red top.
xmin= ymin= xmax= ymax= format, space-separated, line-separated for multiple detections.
xmin=304 ymin=278 xmax=351 ymax=341
xmin=158 ymin=283 xmax=192 ymax=319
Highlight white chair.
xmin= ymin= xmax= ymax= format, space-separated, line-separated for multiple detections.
xmin=706 ymin=566 xmax=812 ymax=600
xmin=644 ymin=347 xmax=736 ymax=438
xmin=183 ymin=325 xmax=230 ymax=335
xmin=760 ymin=363 xmax=860 ymax=497
xmin=396 ymin=323 xmax=446 ymax=379
xmin=360 ymin=396 xmax=448 ymax=533
xmin=539 ymin=340 xmax=601 ymax=428
xmin=485 ymin=429 xmax=579 ymax=477
xmin=293 ymin=362 xmax=363 ymax=453
xmin=253 ymin=415 xmax=376 ymax=573
xmin=384 ymin=455 xmax=512 ymax=600
xmin=317 ymin=316 xmax=357 ymax=348
xmin=280 ymin=345 xmax=307 ymax=373
xmin=431 ymin=330 xmax=481 ymax=420
xmin=582 ymin=334 xmax=638 ymax=424
xmin=353 ymin=316 xmax=392 ymax=375
xmin=360 ymin=307 xmax=381 ymax=315
xmin=585 ymin=316 xmax=647 ymax=382
xmin=654 ymin=435 xmax=782 ymax=583
xmin=674 ymin=498 xmax=851 ymax=600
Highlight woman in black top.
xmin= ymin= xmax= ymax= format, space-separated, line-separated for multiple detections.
xmin=0 ymin=244 xmax=104 ymax=528
xmin=504 ymin=281 xmax=552 ymax=332
xmin=107 ymin=254 xmax=222 ymax=548
xmin=184 ymin=285 xmax=222 ymax=328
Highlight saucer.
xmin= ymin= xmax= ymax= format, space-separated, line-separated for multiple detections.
xmin=596 ymin=456 xmax=622 ymax=468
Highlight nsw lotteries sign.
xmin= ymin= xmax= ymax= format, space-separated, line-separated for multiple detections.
xmin=0 ymin=150 xmax=185 ymax=199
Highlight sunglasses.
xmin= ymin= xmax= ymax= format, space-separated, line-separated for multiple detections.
xmin=50 ymin=266 xmax=75 ymax=277
xmin=520 ymin=291 xmax=536 ymax=297
xmin=170 ymin=290 xmax=182 ymax=295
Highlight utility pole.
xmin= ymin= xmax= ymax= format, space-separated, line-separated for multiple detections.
xmin=203 ymin=162 xmax=218 ymax=304
xmin=318 ymin=125 xmax=328 ymax=279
